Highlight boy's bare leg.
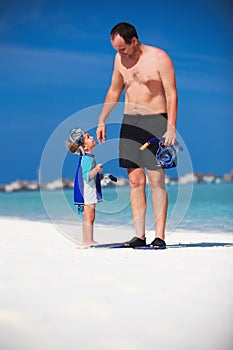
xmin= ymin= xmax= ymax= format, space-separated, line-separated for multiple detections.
xmin=82 ymin=204 xmax=98 ymax=247
xmin=127 ymin=168 xmax=146 ymax=239
xmin=147 ymin=169 xmax=168 ymax=240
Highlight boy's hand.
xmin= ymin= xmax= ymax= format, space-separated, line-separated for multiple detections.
xmin=89 ymin=163 xmax=103 ymax=180
xmin=96 ymin=163 xmax=103 ymax=173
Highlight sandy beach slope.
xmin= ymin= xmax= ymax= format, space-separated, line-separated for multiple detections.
xmin=0 ymin=218 xmax=233 ymax=350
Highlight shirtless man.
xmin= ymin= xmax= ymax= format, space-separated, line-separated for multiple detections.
xmin=97 ymin=22 xmax=178 ymax=249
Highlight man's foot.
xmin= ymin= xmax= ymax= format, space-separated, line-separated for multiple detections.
xmin=149 ymin=237 xmax=166 ymax=249
xmin=123 ymin=236 xmax=146 ymax=248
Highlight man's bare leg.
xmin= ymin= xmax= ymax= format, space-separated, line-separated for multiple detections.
xmin=127 ymin=168 xmax=147 ymax=239
xmin=147 ymin=169 xmax=168 ymax=240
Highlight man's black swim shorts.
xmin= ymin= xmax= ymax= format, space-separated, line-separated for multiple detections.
xmin=119 ymin=113 xmax=170 ymax=170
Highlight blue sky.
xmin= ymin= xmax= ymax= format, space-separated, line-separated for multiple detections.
xmin=0 ymin=0 xmax=232 ymax=183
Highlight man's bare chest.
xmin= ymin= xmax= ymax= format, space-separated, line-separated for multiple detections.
xmin=119 ymin=60 xmax=161 ymax=87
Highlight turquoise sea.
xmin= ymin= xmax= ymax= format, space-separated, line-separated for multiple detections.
xmin=0 ymin=182 xmax=233 ymax=233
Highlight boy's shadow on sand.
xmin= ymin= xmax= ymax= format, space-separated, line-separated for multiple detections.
xmin=168 ymin=242 xmax=233 ymax=249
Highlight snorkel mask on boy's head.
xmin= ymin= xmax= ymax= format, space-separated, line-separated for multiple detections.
xmin=69 ymin=128 xmax=85 ymax=154
xmin=70 ymin=128 xmax=85 ymax=145
xmin=140 ymin=137 xmax=183 ymax=169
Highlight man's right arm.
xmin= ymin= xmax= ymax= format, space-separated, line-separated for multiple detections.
xmin=97 ymin=57 xmax=124 ymax=143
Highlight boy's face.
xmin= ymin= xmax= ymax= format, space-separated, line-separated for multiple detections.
xmin=83 ymin=132 xmax=96 ymax=151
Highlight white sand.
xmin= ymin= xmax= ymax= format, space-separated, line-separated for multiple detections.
xmin=0 ymin=217 xmax=233 ymax=350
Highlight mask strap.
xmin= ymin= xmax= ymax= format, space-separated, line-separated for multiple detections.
xmin=79 ymin=145 xmax=85 ymax=155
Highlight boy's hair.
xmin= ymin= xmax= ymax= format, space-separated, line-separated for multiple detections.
xmin=110 ymin=22 xmax=138 ymax=44
xmin=66 ymin=127 xmax=85 ymax=154
xmin=66 ymin=139 xmax=79 ymax=154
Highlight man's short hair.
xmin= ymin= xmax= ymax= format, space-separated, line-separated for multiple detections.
xmin=110 ymin=22 xmax=138 ymax=44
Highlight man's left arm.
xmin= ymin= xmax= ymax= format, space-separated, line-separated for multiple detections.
xmin=159 ymin=51 xmax=178 ymax=146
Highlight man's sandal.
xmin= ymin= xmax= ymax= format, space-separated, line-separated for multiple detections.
xmin=149 ymin=237 xmax=166 ymax=249
xmin=123 ymin=236 xmax=146 ymax=248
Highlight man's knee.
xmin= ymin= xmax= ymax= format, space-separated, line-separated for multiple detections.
xmin=128 ymin=168 xmax=146 ymax=189
xmin=148 ymin=170 xmax=166 ymax=190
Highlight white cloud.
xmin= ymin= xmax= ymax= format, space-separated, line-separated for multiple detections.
xmin=0 ymin=45 xmax=113 ymax=87
xmin=174 ymin=52 xmax=233 ymax=94
xmin=1 ymin=44 xmax=232 ymax=95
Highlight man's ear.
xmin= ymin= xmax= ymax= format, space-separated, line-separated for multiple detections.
xmin=131 ymin=37 xmax=138 ymax=46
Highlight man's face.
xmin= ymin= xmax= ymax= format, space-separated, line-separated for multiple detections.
xmin=111 ymin=34 xmax=137 ymax=58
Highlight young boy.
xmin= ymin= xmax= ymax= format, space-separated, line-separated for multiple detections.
xmin=67 ymin=128 xmax=103 ymax=247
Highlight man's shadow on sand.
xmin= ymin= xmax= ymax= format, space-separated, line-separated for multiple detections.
xmin=168 ymin=242 xmax=233 ymax=249
xmin=91 ymin=242 xmax=233 ymax=249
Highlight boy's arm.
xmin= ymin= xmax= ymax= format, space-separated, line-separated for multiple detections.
xmin=89 ymin=164 xmax=103 ymax=180
xmin=82 ymin=157 xmax=103 ymax=181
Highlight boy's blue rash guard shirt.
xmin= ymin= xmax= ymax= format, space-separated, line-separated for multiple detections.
xmin=81 ymin=155 xmax=94 ymax=182
xmin=73 ymin=153 xmax=102 ymax=206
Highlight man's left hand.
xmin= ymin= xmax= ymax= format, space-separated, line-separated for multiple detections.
xmin=162 ymin=128 xmax=177 ymax=146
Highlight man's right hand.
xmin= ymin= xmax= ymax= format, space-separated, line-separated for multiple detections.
xmin=96 ymin=123 xmax=106 ymax=143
